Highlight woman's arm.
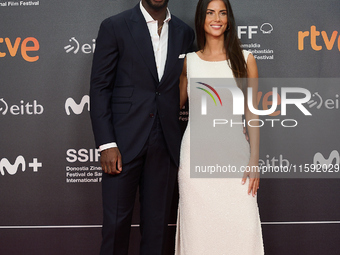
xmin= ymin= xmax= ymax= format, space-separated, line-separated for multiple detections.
xmin=179 ymin=58 xmax=188 ymax=109
xmin=241 ymin=53 xmax=260 ymax=196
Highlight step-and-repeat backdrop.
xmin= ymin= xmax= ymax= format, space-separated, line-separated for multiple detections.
xmin=1 ymin=0 xmax=339 ymax=254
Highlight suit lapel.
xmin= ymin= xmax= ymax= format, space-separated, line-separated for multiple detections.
xmin=160 ymin=18 xmax=182 ymax=85
xmin=126 ymin=5 xmax=158 ymax=83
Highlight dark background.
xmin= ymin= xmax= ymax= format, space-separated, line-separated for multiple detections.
xmin=1 ymin=0 xmax=340 ymax=254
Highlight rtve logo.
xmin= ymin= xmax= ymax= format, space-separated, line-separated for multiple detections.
xmin=65 ymin=95 xmax=89 ymax=115
xmin=0 ymin=37 xmax=39 ymax=62
xmin=298 ymin=26 xmax=340 ymax=51
xmin=0 ymin=156 xmax=42 ymax=176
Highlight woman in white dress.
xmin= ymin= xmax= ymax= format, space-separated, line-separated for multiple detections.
xmin=175 ymin=0 xmax=264 ymax=254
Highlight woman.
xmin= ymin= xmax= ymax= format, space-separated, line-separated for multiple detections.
xmin=175 ymin=0 xmax=264 ymax=254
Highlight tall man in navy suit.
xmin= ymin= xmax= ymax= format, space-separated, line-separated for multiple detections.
xmin=90 ymin=0 xmax=194 ymax=254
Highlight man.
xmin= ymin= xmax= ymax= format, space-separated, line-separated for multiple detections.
xmin=90 ymin=0 xmax=194 ymax=254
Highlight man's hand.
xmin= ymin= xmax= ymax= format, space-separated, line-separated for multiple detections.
xmin=100 ymin=147 xmax=122 ymax=175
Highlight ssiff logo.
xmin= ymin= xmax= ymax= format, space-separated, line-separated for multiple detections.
xmin=0 ymin=156 xmax=42 ymax=176
xmin=238 ymin=23 xmax=273 ymax=39
xmin=298 ymin=26 xmax=340 ymax=51
xmin=66 ymin=148 xmax=100 ymax=163
xmin=65 ymin=95 xmax=89 ymax=115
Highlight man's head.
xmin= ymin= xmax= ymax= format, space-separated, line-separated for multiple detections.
xmin=143 ymin=0 xmax=169 ymax=11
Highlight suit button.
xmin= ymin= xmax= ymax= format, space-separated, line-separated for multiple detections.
xmin=156 ymin=91 xmax=161 ymax=96
xmin=149 ymin=113 xmax=154 ymax=118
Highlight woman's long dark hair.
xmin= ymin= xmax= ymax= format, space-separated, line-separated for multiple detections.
xmin=195 ymin=0 xmax=248 ymax=89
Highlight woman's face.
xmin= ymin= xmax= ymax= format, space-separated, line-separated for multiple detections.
xmin=204 ymin=0 xmax=228 ymax=38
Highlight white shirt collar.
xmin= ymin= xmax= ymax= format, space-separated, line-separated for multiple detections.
xmin=139 ymin=1 xmax=171 ymax=23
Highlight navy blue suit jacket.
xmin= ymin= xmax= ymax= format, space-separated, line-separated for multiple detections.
xmin=90 ymin=4 xmax=194 ymax=165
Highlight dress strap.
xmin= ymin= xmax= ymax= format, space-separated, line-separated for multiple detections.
xmin=242 ymin=49 xmax=252 ymax=62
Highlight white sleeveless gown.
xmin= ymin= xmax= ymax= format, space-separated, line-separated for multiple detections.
xmin=175 ymin=51 xmax=264 ymax=255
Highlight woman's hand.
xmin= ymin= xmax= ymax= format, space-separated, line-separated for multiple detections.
xmin=241 ymin=163 xmax=260 ymax=197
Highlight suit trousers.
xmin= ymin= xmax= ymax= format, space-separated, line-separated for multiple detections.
xmin=100 ymin=116 xmax=178 ymax=255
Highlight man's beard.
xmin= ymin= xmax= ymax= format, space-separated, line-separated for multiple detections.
xmin=145 ymin=0 xmax=169 ymax=11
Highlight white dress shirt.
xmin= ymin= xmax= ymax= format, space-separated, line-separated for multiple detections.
xmin=99 ymin=2 xmax=171 ymax=152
